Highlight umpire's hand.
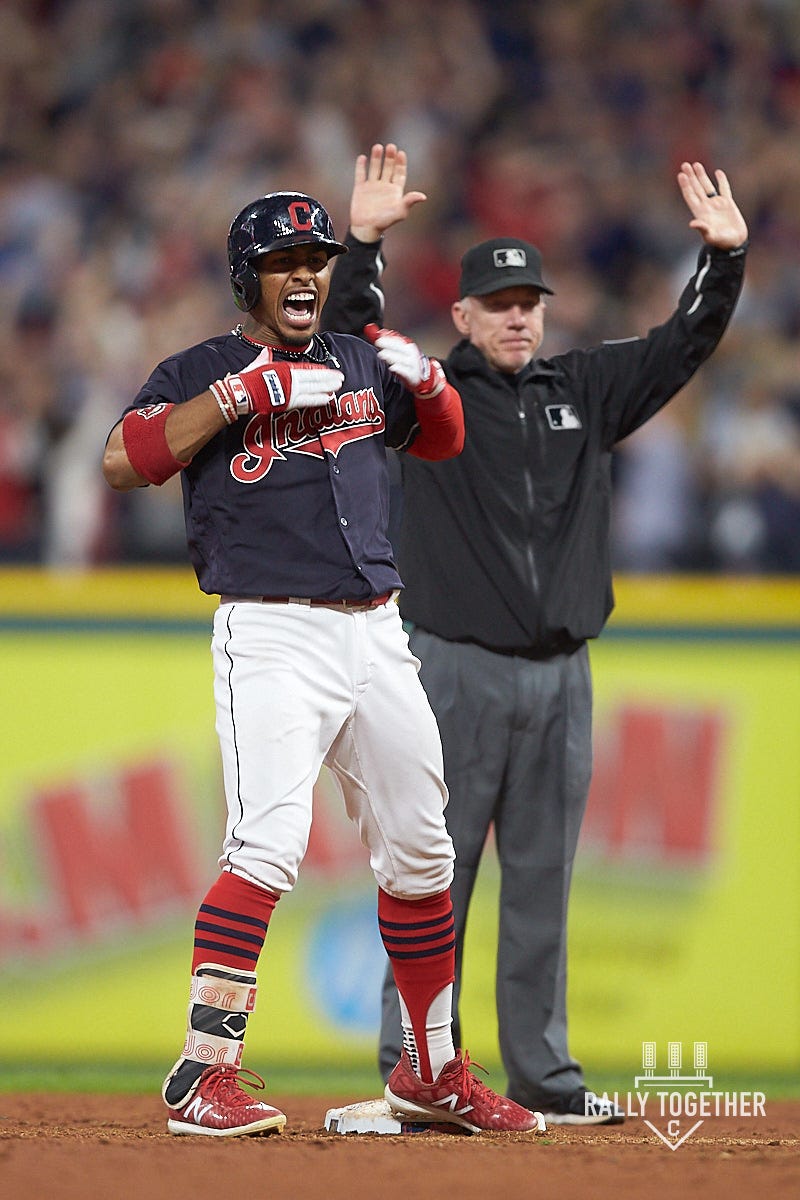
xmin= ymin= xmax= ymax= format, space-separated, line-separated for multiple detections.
xmin=677 ymin=161 xmax=749 ymax=249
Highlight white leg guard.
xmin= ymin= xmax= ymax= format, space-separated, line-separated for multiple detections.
xmin=162 ymin=964 xmax=257 ymax=1106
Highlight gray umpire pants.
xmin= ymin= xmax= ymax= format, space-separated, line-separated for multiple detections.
xmin=379 ymin=627 xmax=593 ymax=1108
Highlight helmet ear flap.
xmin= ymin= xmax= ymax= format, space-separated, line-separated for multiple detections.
xmin=231 ymin=264 xmax=260 ymax=312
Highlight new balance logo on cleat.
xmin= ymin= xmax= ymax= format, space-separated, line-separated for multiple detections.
xmin=432 ymin=1094 xmax=473 ymax=1117
xmin=165 ymin=1065 xmax=286 ymax=1137
xmin=181 ymin=1096 xmax=214 ymax=1124
xmin=385 ymin=1050 xmax=546 ymax=1135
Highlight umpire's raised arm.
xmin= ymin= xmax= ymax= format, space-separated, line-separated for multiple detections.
xmin=322 ymin=143 xmax=425 ymax=337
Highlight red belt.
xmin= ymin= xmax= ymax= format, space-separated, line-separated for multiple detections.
xmin=220 ymin=591 xmax=393 ymax=611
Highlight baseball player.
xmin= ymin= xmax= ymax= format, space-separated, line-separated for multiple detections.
xmin=102 ymin=188 xmax=543 ymax=1136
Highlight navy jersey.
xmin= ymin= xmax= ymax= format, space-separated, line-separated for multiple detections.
xmin=122 ymin=330 xmax=421 ymax=598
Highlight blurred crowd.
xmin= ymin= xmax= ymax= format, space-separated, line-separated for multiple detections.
xmin=1 ymin=0 xmax=799 ymax=571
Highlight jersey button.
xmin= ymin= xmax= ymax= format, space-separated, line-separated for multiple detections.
xmin=332 ymin=465 xmax=341 ymax=475
xmin=340 ymin=517 xmax=348 ymax=527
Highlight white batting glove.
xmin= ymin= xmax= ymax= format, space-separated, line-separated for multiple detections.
xmin=364 ymin=323 xmax=446 ymax=398
xmin=211 ymin=347 xmax=343 ymax=424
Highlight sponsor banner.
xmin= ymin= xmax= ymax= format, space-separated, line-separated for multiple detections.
xmin=0 ymin=571 xmax=797 ymax=1074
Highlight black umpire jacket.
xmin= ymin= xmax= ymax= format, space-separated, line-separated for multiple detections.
xmin=322 ymin=234 xmax=746 ymax=656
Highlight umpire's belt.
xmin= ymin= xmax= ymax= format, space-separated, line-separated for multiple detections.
xmin=220 ymin=591 xmax=394 ymax=611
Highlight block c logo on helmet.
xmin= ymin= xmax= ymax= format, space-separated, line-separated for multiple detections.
xmin=288 ymin=200 xmax=314 ymax=232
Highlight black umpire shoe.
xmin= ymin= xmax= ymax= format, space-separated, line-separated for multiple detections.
xmin=540 ymin=1088 xmax=625 ymax=1126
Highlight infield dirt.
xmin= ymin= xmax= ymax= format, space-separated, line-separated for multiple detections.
xmin=1 ymin=1092 xmax=797 ymax=1200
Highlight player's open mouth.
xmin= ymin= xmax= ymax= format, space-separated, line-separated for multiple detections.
xmin=283 ymin=291 xmax=317 ymax=324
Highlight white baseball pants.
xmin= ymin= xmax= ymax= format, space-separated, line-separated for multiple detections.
xmin=211 ymin=597 xmax=454 ymax=899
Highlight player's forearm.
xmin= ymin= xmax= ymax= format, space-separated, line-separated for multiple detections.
xmin=102 ymin=392 xmax=225 ymax=491
xmin=164 ymin=392 xmax=230 ymax=460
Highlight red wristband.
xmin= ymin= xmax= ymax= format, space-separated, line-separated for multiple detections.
xmin=122 ymin=403 xmax=191 ymax=485
xmin=414 ymin=357 xmax=447 ymax=400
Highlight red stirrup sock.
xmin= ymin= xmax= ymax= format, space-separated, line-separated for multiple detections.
xmin=378 ymin=887 xmax=456 ymax=1082
xmin=192 ymin=870 xmax=278 ymax=973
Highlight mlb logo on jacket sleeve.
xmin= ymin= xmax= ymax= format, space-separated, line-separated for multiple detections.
xmin=545 ymin=404 xmax=582 ymax=430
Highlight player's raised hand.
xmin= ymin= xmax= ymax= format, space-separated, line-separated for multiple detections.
xmin=349 ymin=144 xmax=427 ymax=243
xmin=211 ymin=356 xmax=343 ymax=423
xmin=677 ymin=162 xmax=748 ymax=250
xmin=364 ymin=323 xmax=445 ymax=399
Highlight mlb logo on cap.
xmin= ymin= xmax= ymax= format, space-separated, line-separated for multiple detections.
xmin=494 ymin=248 xmax=527 ymax=268
xmin=459 ymin=237 xmax=554 ymax=298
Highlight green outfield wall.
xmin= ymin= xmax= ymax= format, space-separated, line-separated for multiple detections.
xmin=0 ymin=569 xmax=797 ymax=1091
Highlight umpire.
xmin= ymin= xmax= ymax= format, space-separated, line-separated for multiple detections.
xmin=323 ymin=146 xmax=748 ymax=1125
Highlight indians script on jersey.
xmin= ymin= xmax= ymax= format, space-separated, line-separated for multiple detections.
xmin=230 ymin=387 xmax=385 ymax=483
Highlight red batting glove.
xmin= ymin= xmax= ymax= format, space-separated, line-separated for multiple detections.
xmin=364 ymin=324 xmax=446 ymax=399
xmin=211 ymin=355 xmax=343 ymax=423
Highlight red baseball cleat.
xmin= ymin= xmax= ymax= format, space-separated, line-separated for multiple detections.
xmin=166 ymin=1065 xmax=286 ymax=1137
xmin=385 ymin=1050 xmax=545 ymax=1134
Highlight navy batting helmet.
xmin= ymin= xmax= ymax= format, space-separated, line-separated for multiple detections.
xmin=227 ymin=192 xmax=348 ymax=312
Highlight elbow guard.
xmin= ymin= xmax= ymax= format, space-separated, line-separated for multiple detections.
xmin=122 ymin=403 xmax=191 ymax=485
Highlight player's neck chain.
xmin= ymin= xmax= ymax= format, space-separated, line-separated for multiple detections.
xmin=233 ymin=325 xmax=338 ymax=367
xmin=233 ymin=324 xmax=274 ymax=350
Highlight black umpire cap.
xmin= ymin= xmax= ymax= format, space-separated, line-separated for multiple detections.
xmin=459 ymin=237 xmax=554 ymax=299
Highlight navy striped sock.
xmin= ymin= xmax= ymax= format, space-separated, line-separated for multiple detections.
xmin=191 ymin=872 xmax=277 ymax=973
